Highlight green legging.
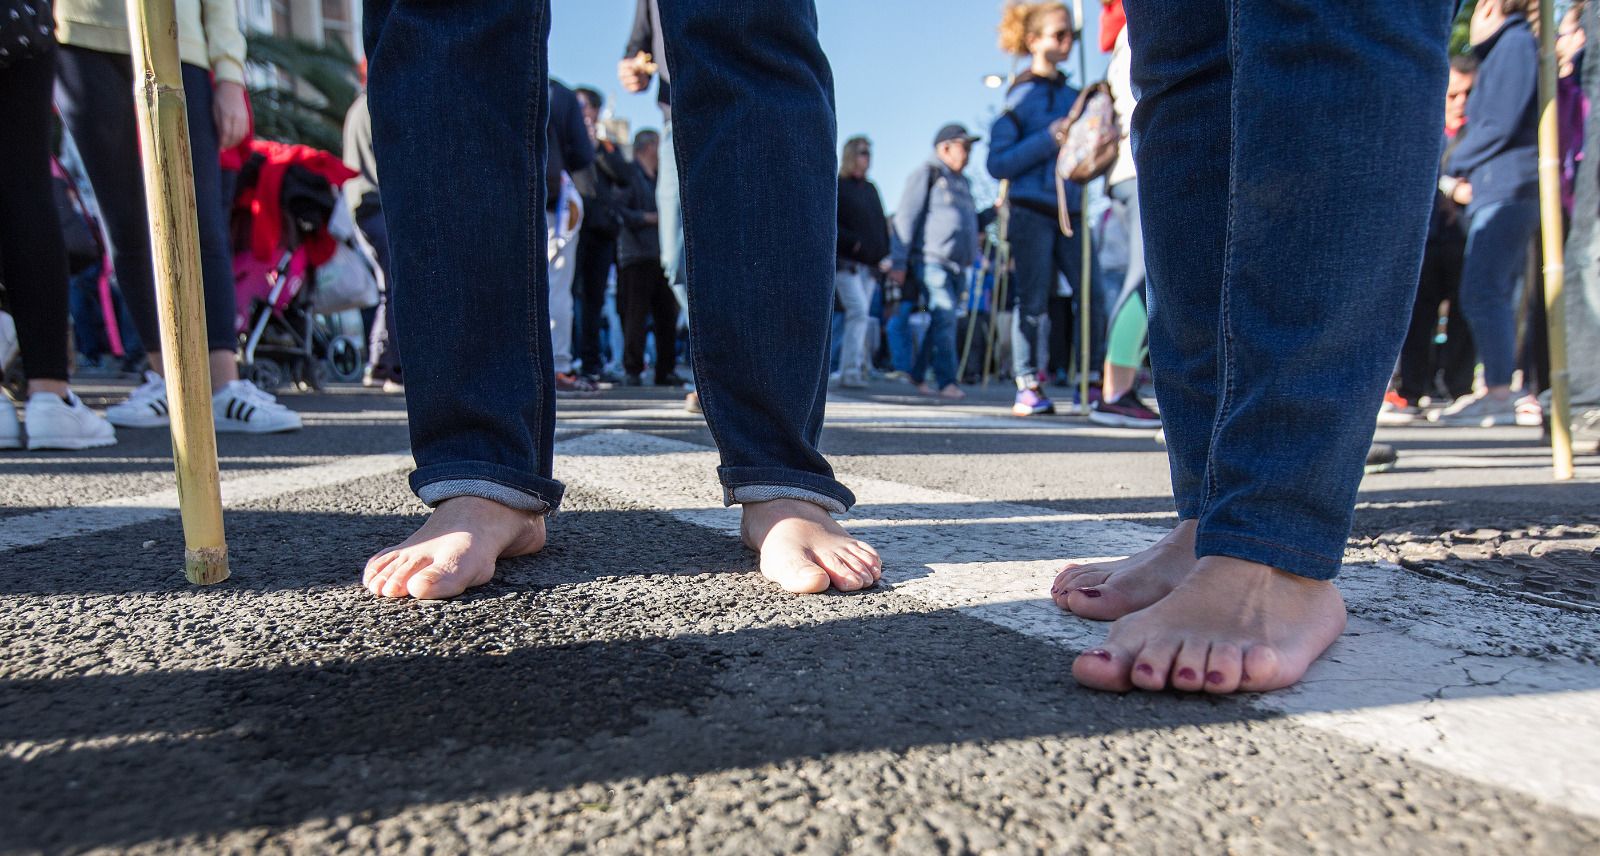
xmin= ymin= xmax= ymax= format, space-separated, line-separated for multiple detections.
xmin=1106 ymin=291 xmax=1148 ymax=369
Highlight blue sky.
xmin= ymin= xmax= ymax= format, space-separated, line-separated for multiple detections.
xmin=549 ymin=0 xmax=1112 ymax=210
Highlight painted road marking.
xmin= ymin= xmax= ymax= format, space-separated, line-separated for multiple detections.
xmin=0 ymin=452 xmax=414 ymax=553
xmin=556 ymin=429 xmax=1600 ymax=821
xmin=8 ymin=416 xmax=1596 ymax=817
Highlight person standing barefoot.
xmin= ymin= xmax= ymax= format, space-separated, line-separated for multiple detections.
xmin=1062 ymin=0 xmax=1453 ymax=693
xmin=360 ymin=0 xmax=880 ymax=600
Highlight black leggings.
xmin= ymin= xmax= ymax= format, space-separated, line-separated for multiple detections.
xmin=0 ymin=49 xmax=71 ymax=382
xmin=617 ymin=261 xmax=678 ymax=380
xmin=54 ymin=46 xmax=238 ymax=353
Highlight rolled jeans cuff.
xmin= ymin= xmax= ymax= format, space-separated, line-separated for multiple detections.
xmin=411 ymin=463 xmax=564 ymax=515
xmin=719 ymin=467 xmax=855 ymax=515
xmin=1194 ymin=530 xmax=1342 ymax=582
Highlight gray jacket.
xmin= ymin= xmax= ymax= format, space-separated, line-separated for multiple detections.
xmin=890 ymin=159 xmax=979 ymax=274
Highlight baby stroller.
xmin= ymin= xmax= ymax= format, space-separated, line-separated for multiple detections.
xmin=230 ymin=140 xmax=375 ymax=392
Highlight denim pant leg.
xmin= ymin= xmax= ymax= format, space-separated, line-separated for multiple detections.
xmin=1131 ymin=0 xmax=1452 ymax=579
xmin=365 ymin=0 xmax=563 ymax=513
xmin=1124 ymin=0 xmax=1230 ymax=520
xmin=922 ymin=265 xmax=960 ymax=389
xmin=69 ymin=266 xmax=106 ymax=360
xmin=886 ymin=300 xmax=915 ymax=374
xmin=656 ymin=0 xmax=854 ymax=512
xmin=1008 ymin=207 xmax=1055 ymax=382
xmin=835 ymin=267 xmax=871 ymax=379
xmin=1458 ymin=200 xmax=1541 ymax=388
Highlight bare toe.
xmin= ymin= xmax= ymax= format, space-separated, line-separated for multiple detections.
xmin=405 ymin=563 xmax=480 ymax=600
xmin=1240 ymin=645 xmax=1283 ymax=692
xmin=1130 ymin=639 xmax=1180 ymax=691
xmin=1062 ymin=581 xmax=1141 ymax=621
xmin=382 ymin=555 xmax=431 ymax=598
xmin=1071 ymin=647 xmax=1134 ymax=693
xmin=1203 ymin=643 xmax=1244 ymax=694
xmin=762 ymin=560 xmax=832 ymax=594
xmin=1170 ymin=639 xmax=1210 ymax=693
xmin=364 ymin=549 xmax=402 ymax=586
xmin=1052 ymin=569 xmax=1109 ymax=605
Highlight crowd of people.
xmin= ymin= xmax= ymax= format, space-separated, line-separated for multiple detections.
xmin=0 ymin=0 xmax=1591 ymax=696
xmin=1 ymin=1 xmax=1587 ymax=449
xmin=511 ymin=0 xmax=1593 ymax=439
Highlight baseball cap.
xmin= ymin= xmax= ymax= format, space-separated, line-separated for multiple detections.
xmin=933 ymin=123 xmax=981 ymax=147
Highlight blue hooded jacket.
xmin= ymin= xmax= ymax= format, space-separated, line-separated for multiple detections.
xmin=1451 ymin=14 xmax=1539 ymax=212
xmin=986 ymin=70 xmax=1083 ymax=215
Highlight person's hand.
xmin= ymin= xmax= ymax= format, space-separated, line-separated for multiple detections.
xmin=643 ymin=212 xmax=659 ymax=225
xmin=213 ymin=80 xmax=250 ymax=150
xmin=878 ymin=258 xmax=893 ymax=274
xmin=888 ymin=268 xmax=907 ymax=286
xmin=1451 ymin=180 xmax=1473 ymax=207
xmin=618 ymin=53 xmax=654 ymax=93
xmin=1049 ymin=116 xmax=1072 ymax=144
xmin=1469 ymin=0 xmax=1504 ymax=47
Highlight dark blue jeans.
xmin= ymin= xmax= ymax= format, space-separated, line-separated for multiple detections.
xmin=1008 ymin=207 xmax=1086 ymax=382
xmin=364 ymin=0 xmax=852 ymax=513
xmin=1459 ymin=199 xmax=1541 ymax=388
xmin=1125 ymin=0 xmax=1452 ymax=579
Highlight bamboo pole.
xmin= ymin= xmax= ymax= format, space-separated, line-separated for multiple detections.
xmin=1536 ymin=0 xmax=1575 ymax=480
xmin=1074 ymin=2 xmax=1092 ymax=416
xmin=126 ymin=0 xmax=230 ymax=582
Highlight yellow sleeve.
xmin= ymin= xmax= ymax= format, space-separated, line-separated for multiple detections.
xmin=201 ymin=0 xmax=248 ymax=84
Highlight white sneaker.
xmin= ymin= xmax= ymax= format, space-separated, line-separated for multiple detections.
xmin=0 ymin=400 xmax=20 ymax=450
xmin=1514 ymin=394 xmax=1545 ymax=427
xmin=213 ymin=380 xmax=302 ymax=433
xmin=24 ymin=391 xmax=117 ymax=450
xmin=106 ymin=371 xmax=172 ymax=428
xmin=1430 ymin=392 xmax=1517 ymax=427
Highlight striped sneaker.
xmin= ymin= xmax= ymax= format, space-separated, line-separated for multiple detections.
xmin=105 ymin=371 xmax=171 ymax=428
xmin=213 ymin=380 xmax=302 ymax=434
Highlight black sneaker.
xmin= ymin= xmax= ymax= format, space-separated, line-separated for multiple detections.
xmin=623 ymin=373 xmax=643 ymax=387
xmin=1364 ymin=443 xmax=1398 ymax=474
xmin=655 ymin=372 xmax=688 ymax=388
xmin=1088 ymin=391 xmax=1162 ymax=429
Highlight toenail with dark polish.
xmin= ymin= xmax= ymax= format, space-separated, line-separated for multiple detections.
xmin=1206 ymin=671 xmax=1225 ymax=684
xmin=1135 ymin=663 xmax=1154 ymax=675
xmin=1086 ymin=648 xmax=1112 ymax=660
xmin=1077 ymin=588 xmax=1102 ymax=598
xmin=1177 ymin=667 xmax=1197 ymax=681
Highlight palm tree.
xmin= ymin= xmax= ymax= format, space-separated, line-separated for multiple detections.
xmin=245 ymin=33 xmax=360 ymax=152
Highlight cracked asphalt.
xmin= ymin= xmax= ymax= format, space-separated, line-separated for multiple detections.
xmin=3 ymin=379 xmax=1599 ymax=854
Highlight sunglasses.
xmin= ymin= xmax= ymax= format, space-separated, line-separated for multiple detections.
xmin=1040 ymin=28 xmax=1073 ymax=43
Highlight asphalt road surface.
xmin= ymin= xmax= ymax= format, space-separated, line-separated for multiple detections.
xmin=4 ymin=379 xmax=1599 ymax=854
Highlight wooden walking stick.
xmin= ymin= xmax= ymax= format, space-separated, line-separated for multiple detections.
xmin=1073 ymin=0 xmax=1092 ymax=415
xmin=126 ymin=0 xmax=229 ymax=582
xmin=1536 ymin=0 xmax=1576 ymax=480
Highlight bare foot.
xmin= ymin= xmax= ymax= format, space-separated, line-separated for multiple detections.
xmin=938 ymin=384 xmax=965 ymax=400
xmin=362 ymin=496 xmax=547 ymax=600
xmin=741 ymin=498 xmax=882 ymax=594
xmin=1072 ymin=555 xmax=1347 ymax=694
xmin=1051 ymin=519 xmax=1197 ymax=620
